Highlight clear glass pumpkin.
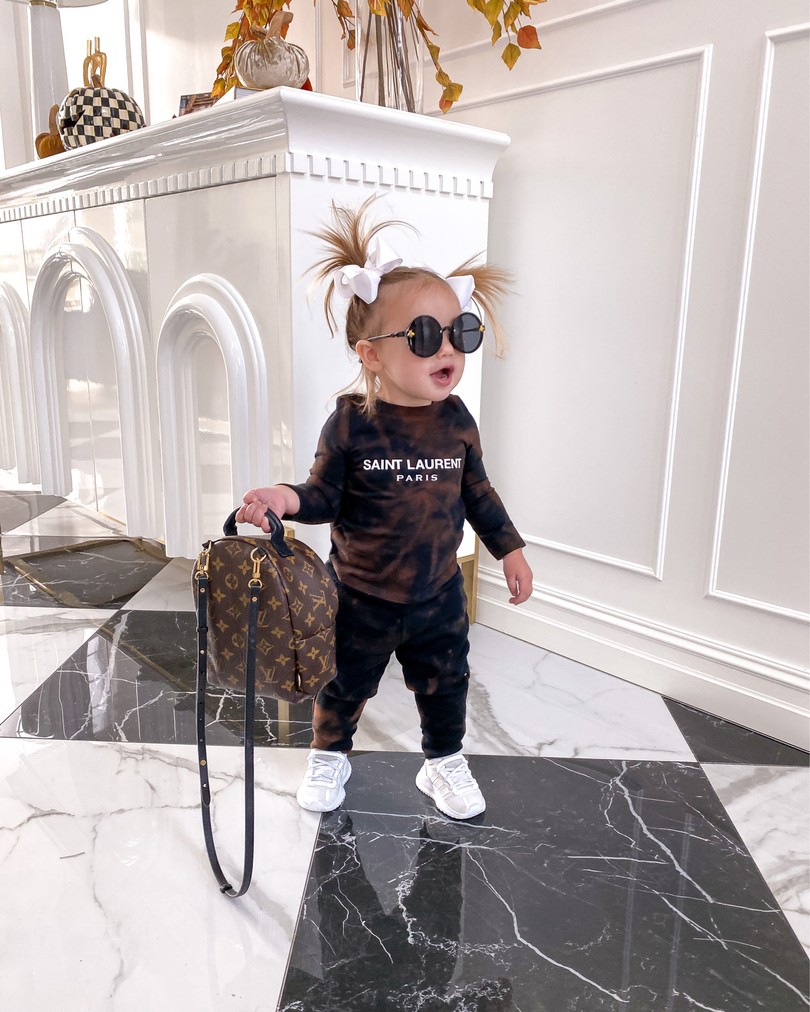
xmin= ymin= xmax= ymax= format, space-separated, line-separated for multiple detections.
xmin=234 ymin=31 xmax=309 ymax=91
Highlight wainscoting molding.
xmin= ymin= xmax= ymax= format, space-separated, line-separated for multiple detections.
xmin=475 ymin=565 xmax=809 ymax=747
xmin=708 ymin=24 xmax=810 ymax=623
xmin=467 ymin=46 xmax=711 ymax=580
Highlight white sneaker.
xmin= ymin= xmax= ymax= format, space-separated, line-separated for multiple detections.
xmin=415 ymin=752 xmax=486 ymax=820
xmin=296 ymin=750 xmax=351 ymax=812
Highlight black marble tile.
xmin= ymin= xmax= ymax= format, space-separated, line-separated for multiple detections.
xmin=0 ymin=609 xmax=314 ymax=746
xmin=665 ymin=699 xmax=810 ymax=766
xmin=1 ymin=536 xmax=110 ymax=606
xmin=0 ymin=492 xmax=65 ymax=533
xmin=2 ymin=538 xmax=170 ymax=608
xmin=280 ymin=753 xmax=809 ymax=1012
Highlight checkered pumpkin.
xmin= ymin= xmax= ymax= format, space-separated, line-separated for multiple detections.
xmin=58 ymin=86 xmax=145 ymax=149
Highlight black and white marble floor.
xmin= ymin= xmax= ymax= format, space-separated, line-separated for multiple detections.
xmin=0 ymin=489 xmax=808 ymax=1012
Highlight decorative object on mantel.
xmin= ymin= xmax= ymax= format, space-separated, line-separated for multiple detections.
xmin=234 ymin=11 xmax=310 ymax=89
xmin=35 ymin=105 xmax=65 ymax=159
xmin=212 ymin=4 xmax=312 ymax=100
xmin=347 ymin=0 xmax=547 ymax=112
xmin=178 ymin=92 xmax=219 ymax=116
xmin=354 ymin=0 xmax=423 ymax=113
xmin=57 ymin=38 xmax=146 ymax=149
xmin=25 ymin=0 xmax=110 ymax=140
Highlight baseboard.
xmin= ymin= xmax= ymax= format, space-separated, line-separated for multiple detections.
xmin=476 ymin=573 xmax=810 ymax=750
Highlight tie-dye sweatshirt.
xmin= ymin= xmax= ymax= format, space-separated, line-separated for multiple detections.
xmin=284 ymin=395 xmax=524 ymax=604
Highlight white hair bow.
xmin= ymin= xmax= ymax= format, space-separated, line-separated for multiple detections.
xmin=334 ymin=236 xmax=403 ymax=304
xmin=444 ymin=274 xmax=476 ymax=313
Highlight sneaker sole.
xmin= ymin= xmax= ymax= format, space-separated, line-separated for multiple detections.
xmin=297 ymin=765 xmax=352 ymax=813
xmin=415 ymin=766 xmax=485 ymax=821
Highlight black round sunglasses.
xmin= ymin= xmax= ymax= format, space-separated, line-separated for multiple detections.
xmin=366 ymin=312 xmax=485 ymax=358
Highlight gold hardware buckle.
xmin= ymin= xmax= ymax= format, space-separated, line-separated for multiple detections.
xmin=249 ymin=546 xmax=264 ymax=588
xmin=195 ymin=543 xmax=211 ymax=580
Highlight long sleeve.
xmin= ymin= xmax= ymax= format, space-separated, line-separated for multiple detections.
xmin=461 ymin=420 xmax=525 ymax=561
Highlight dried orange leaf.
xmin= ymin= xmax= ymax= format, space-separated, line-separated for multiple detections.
xmin=224 ymin=21 xmax=241 ymax=41
xmin=517 ymin=23 xmax=540 ymax=49
xmin=491 ymin=20 xmax=502 ymax=44
xmin=502 ymin=41 xmax=521 ymax=69
xmin=337 ymin=0 xmax=353 ymax=16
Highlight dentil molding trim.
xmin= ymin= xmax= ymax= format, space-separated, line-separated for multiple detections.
xmin=0 ymin=89 xmax=506 ymax=223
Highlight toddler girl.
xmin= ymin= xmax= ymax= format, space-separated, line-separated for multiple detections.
xmin=236 ymin=199 xmax=532 ymax=820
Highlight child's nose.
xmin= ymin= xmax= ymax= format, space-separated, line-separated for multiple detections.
xmin=437 ymin=329 xmax=454 ymax=355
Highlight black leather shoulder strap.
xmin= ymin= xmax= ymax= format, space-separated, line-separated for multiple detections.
xmin=195 ymin=567 xmax=256 ymax=898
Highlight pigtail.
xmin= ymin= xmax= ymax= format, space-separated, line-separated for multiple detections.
xmin=448 ymin=256 xmax=512 ymax=357
xmin=310 ymin=196 xmax=413 ymax=340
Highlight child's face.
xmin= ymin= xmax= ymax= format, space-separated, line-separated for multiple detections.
xmin=357 ymin=279 xmax=466 ymax=407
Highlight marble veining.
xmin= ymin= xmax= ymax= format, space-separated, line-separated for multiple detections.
xmin=280 ymin=753 xmax=810 ymax=1012
xmin=353 ymin=624 xmax=697 ymax=762
xmin=0 ymin=608 xmax=314 ymax=746
xmin=0 ymin=739 xmax=319 ymax=1012
xmin=0 ymin=605 xmax=114 ymax=723
xmin=3 ymin=538 xmax=168 ymax=608
xmin=704 ymin=764 xmax=810 ymax=955
xmin=0 ymin=490 xmax=808 ymax=1011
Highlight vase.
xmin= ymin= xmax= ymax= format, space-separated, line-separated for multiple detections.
xmin=354 ymin=1 xmax=424 ymax=114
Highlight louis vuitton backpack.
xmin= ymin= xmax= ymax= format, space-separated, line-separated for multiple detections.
xmin=193 ymin=508 xmax=338 ymax=897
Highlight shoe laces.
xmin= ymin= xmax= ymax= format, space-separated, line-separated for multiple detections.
xmin=433 ymin=754 xmax=477 ymax=793
xmin=306 ymin=752 xmax=345 ymax=786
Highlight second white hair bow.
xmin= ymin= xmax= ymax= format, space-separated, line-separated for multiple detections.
xmin=334 ymin=236 xmax=403 ymax=304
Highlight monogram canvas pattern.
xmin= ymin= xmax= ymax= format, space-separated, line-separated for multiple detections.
xmin=58 ymin=87 xmax=146 ymax=149
xmin=193 ymin=535 xmax=338 ymax=703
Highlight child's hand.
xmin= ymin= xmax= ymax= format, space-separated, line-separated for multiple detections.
xmin=236 ymin=486 xmax=300 ymax=533
xmin=503 ymin=548 xmax=533 ymax=605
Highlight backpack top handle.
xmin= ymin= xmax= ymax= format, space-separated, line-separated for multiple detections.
xmin=222 ymin=507 xmax=294 ymax=559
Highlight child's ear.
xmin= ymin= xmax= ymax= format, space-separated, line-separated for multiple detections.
xmin=355 ymin=339 xmax=383 ymax=374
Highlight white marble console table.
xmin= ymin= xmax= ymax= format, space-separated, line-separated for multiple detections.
xmin=0 ymin=88 xmax=509 ymax=559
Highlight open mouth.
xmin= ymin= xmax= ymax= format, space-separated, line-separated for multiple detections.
xmin=432 ymin=366 xmax=454 ymax=384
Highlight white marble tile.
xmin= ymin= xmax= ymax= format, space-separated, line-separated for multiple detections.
xmin=703 ymin=763 xmax=810 ymax=955
xmin=0 ymin=606 xmax=114 ymax=722
xmin=123 ymin=556 xmax=196 ymax=612
xmin=352 ymin=623 xmax=696 ymax=761
xmin=0 ymin=739 xmax=320 ymax=1012
xmin=9 ymin=500 xmax=126 ymax=538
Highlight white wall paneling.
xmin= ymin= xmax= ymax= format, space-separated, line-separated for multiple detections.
xmin=708 ymin=25 xmax=810 ymax=623
xmin=437 ymin=0 xmax=809 ymax=747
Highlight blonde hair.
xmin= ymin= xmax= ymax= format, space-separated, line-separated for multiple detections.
xmin=310 ymin=196 xmax=511 ymax=414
